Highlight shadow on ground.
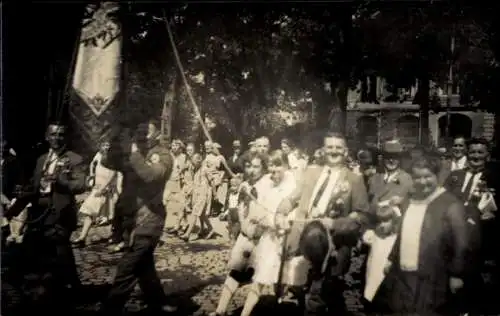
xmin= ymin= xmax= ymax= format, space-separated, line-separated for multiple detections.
xmin=230 ymin=295 xmax=301 ymax=316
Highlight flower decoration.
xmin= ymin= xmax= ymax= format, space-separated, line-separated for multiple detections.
xmin=389 ymin=177 xmax=400 ymax=185
xmin=57 ymin=157 xmax=70 ymax=166
xmin=328 ymin=209 xmax=340 ymax=218
xmin=339 ymin=180 xmax=350 ymax=193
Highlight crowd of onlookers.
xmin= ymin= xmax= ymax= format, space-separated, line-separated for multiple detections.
xmin=1 ymin=120 xmax=498 ymax=315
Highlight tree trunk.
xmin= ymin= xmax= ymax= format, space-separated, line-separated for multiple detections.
xmin=333 ymin=5 xmax=353 ymax=136
xmin=414 ymin=76 xmax=431 ymax=146
xmin=160 ymin=71 xmax=177 ymax=140
xmin=333 ymin=81 xmax=348 ymax=134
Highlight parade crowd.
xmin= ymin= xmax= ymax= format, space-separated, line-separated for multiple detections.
xmin=1 ymin=119 xmax=498 ymax=316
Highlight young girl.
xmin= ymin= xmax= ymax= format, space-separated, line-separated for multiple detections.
xmin=221 ymin=173 xmax=244 ymax=242
xmin=362 ymin=200 xmax=400 ymax=312
xmin=73 ymin=140 xmax=123 ymax=247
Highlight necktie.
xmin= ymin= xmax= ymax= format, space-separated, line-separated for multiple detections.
xmin=311 ymin=168 xmax=332 ymax=209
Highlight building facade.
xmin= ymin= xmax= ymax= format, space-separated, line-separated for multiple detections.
xmin=345 ymin=78 xmax=495 ymax=148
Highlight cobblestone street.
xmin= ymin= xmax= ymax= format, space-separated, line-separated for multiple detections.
xmin=74 ymin=222 xmax=226 ymax=315
xmin=71 ymin=218 xmax=302 ymax=316
xmin=2 ymin=207 xmax=366 ymax=316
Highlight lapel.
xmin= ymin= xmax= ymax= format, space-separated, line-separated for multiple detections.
xmin=33 ymin=152 xmax=49 ymax=191
xmin=371 ymin=172 xmax=402 ymax=202
xmin=301 ymin=166 xmax=324 ymax=210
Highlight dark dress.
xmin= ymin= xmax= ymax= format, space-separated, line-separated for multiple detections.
xmin=386 ymin=190 xmax=468 ymax=316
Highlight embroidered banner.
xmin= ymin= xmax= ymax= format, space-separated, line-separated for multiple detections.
xmin=69 ymin=2 xmax=122 ymax=157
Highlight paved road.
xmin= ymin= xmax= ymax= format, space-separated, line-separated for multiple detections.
xmin=3 ymin=213 xmax=366 ymax=316
xmin=72 ymin=219 xmax=255 ymax=316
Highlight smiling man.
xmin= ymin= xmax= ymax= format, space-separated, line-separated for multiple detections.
xmin=443 ymin=137 xmax=498 ymax=315
xmin=277 ymin=132 xmax=370 ymax=316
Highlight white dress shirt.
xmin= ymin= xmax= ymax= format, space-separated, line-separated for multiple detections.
xmin=451 ymin=156 xmax=467 ymax=171
xmin=461 ymin=170 xmax=482 ymax=200
xmin=308 ymin=166 xmax=343 ymax=218
xmin=383 ymin=170 xmax=400 ymax=183
xmin=40 ymin=150 xmax=60 ymax=194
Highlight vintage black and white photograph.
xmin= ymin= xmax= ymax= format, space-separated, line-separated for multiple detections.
xmin=1 ymin=1 xmax=499 ymax=315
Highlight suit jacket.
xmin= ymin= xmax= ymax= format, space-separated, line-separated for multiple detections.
xmin=443 ymin=164 xmax=498 ymax=261
xmin=227 ymin=153 xmax=243 ymax=174
xmin=437 ymin=159 xmax=452 ymax=186
xmin=443 ymin=165 xmax=497 ymax=205
xmin=279 ymin=165 xmax=370 ymax=275
xmin=387 ymin=190 xmax=469 ymax=312
xmin=279 ymin=165 xmax=370 ymax=221
xmin=368 ymin=169 xmax=413 ymax=206
xmin=6 ymin=149 xmax=87 ymax=235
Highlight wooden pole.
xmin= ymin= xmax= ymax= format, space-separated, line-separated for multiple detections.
xmin=445 ymin=32 xmax=455 ymax=142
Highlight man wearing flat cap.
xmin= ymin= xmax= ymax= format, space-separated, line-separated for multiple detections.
xmin=368 ymin=139 xmax=413 ymax=215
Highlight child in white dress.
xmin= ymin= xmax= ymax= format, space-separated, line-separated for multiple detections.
xmin=362 ymin=200 xmax=400 ymax=309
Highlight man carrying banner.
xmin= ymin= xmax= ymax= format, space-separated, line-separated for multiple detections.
xmin=101 ymin=122 xmax=177 ymax=315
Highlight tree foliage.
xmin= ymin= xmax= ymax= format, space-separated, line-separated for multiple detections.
xmin=119 ymin=2 xmax=500 ymax=149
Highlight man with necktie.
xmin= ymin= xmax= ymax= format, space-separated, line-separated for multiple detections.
xmin=368 ymin=140 xmax=413 ymax=213
xmin=228 ymin=139 xmax=244 ymax=173
xmin=438 ymin=135 xmax=468 ymax=184
xmin=277 ymin=132 xmax=370 ymax=316
xmin=4 ymin=123 xmax=87 ymax=313
xmin=444 ymin=137 xmax=498 ymax=315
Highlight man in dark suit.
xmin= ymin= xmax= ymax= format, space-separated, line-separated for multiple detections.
xmin=4 ymin=123 xmax=87 ymax=312
xmin=443 ymin=137 xmax=498 ymax=315
xmin=368 ymin=140 xmax=413 ymax=212
xmin=438 ymin=135 xmax=469 ymax=185
xmin=228 ymin=140 xmax=243 ymax=174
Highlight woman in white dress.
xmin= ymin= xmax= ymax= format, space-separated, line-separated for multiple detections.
xmin=239 ymin=150 xmax=297 ymax=316
xmin=73 ymin=140 xmax=123 ymax=246
xmin=210 ymin=152 xmax=269 ymax=316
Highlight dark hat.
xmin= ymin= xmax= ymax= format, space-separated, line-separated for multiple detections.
xmin=382 ymin=139 xmax=404 ymax=155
